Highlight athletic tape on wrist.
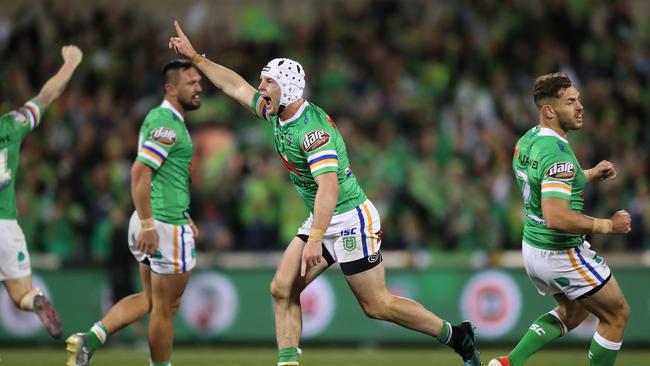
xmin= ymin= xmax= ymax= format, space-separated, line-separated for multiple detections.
xmin=308 ymin=228 xmax=324 ymax=243
xmin=190 ymin=53 xmax=205 ymax=65
xmin=141 ymin=217 xmax=156 ymax=231
xmin=592 ymin=218 xmax=612 ymax=234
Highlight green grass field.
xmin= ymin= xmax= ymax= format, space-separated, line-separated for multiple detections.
xmin=1 ymin=347 xmax=649 ymax=366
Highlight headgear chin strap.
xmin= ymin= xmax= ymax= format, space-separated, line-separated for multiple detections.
xmin=260 ymin=58 xmax=305 ymax=112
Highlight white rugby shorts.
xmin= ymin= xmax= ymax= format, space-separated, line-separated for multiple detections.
xmin=0 ymin=219 xmax=32 ymax=281
xmin=298 ymin=199 xmax=381 ymax=264
xmin=128 ymin=212 xmax=196 ymax=274
xmin=523 ymin=240 xmax=611 ymax=300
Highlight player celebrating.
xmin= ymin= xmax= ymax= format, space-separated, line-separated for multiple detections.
xmin=65 ymin=59 xmax=201 ymax=366
xmin=490 ymin=73 xmax=631 ymax=366
xmin=169 ymin=21 xmax=480 ymax=366
xmin=0 ymin=45 xmax=82 ymax=339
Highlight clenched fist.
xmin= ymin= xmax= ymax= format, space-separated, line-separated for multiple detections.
xmin=61 ymin=45 xmax=83 ymax=68
xmin=610 ymin=210 xmax=631 ymax=234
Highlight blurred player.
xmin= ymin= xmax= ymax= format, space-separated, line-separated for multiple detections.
xmin=490 ymin=73 xmax=631 ymax=366
xmin=169 ymin=21 xmax=480 ymax=366
xmin=0 ymin=45 xmax=82 ymax=339
xmin=65 ymin=59 xmax=201 ymax=366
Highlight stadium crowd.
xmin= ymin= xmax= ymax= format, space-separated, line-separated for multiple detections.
xmin=0 ymin=0 xmax=647 ymax=264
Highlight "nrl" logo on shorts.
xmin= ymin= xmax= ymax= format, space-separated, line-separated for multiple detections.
xmin=343 ymin=237 xmax=356 ymax=251
xmin=303 ymin=130 xmax=330 ymax=152
xmin=546 ymin=162 xmax=575 ymax=180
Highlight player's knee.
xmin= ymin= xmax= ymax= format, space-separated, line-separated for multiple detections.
xmin=137 ymin=292 xmax=152 ymax=313
xmin=599 ymin=297 xmax=630 ymax=330
xmin=616 ymin=299 xmax=631 ymax=325
xmin=359 ymin=298 xmax=389 ymax=320
xmin=270 ymin=277 xmax=291 ymax=302
xmin=151 ymin=296 xmax=182 ymax=318
xmin=560 ymin=308 xmax=589 ymax=330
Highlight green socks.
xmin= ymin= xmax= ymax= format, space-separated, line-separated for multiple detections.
xmin=278 ymin=347 xmax=301 ymax=366
xmin=589 ymin=331 xmax=621 ymax=366
xmin=435 ymin=321 xmax=452 ymax=344
xmin=508 ymin=311 xmax=567 ymax=366
xmin=86 ymin=321 xmax=108 ymax=353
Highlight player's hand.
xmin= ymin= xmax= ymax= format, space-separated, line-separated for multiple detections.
xmin=189 ymin=218 xmax=199 ymax=239
xmin=610 ymin=210 xmax=631 ymax=234
xmin=169 ymin=21 xmax=198 ymax=59
xmin=137 ymin=229 xmax=160 ymax=255
xmin=61 ymin=45 xmax=83 ymax=68
xmin=300 ymin=239 xmax=323 ymax=277
xmin=587 ymin=160 xmax=616 ymax=181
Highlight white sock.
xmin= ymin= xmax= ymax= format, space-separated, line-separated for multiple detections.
xmin=593 ymin=331 xmax=622 ymax=350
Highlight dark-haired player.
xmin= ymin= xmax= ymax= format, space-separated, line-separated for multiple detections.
xmin=490 ymin=73 xmax=631 ymax=366
xmin=66 ymin=60 xmax=201 ymax=366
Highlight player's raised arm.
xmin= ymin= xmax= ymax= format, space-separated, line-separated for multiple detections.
xmin=34 ymin=45 xmax=83 ymax=109
xmin=169 ymin=21 xmax=256 ymax=110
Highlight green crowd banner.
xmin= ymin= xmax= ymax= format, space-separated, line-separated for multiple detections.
xmin=1 ymin=268 xmax=648 ymax=344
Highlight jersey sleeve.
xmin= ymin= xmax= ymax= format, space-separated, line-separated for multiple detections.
xmin=250 ymin=91 xmax=271 ymax=122
xmin=300 ymin=123 xmax=339 ymax=177
xmin=136 ymin=117 xmax=177 ymax=170
xmin=0 ymin=99 xmax=43 ymax=140
xmin=538 ymin=149 xmax=576 ymax=200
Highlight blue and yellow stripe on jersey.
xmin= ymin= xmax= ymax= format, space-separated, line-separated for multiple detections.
xmin=138 ymin=141 xmax=169 ymax=168
xmin=307 ymin=149 xmax=338 ymax=175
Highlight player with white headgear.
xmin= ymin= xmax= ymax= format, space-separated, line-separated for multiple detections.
xmin=170 ymin=21 xmax=481 ymax=366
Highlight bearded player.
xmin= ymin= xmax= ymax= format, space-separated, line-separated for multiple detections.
xmin=0 ymin=45 xmax=82 ymax=339
xmin=66 ymin=59 xmax=201 ymax=366
xmin=490 ymin=73 xmax=631 ymax=366
xmin=169 ymin=21 xmax=480 ymax=366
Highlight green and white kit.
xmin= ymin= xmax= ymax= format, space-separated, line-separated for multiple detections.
xmin=513 ymin=126 xmax=610 ymax=299
xmin=252 ymin=93 xmax=381 ymax=264
xmin=0 ymin=100 xmax=42 ymax=280
xmin=130 ymin=100 xmax=195 ymax=274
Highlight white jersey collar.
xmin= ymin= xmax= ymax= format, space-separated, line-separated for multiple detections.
xmin=279 ymin=100 xmax=309 ymax=126
xmin=539 ymin=126 xmax=568 ymax=143
xmin=160 ymin=99 xmax=185 ymax=122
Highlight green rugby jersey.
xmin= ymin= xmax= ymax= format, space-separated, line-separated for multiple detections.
xmin=512 ymin=126 xmax=586 ymax=249
xmin=0 ymin=100 xmax=43 ymax=219
xmin=251 ymin=92 xmax=366 ymax=214
xmin=136 ymin=100 xmax=193 ymax=225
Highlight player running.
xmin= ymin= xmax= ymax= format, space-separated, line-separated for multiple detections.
xmin=489 ymin=73 xmax=631 ymax=366
xmin=65 ymin=59 xmax=201 ymax=366
xmin=169 ymin=21 xmax=480 ymax=366
xmin=0 ymin=45 xmax=82 ymax=339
